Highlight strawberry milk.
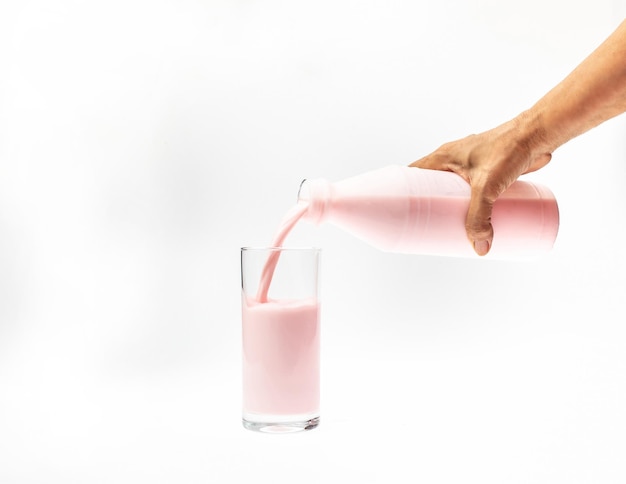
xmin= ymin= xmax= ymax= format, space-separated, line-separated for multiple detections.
xmin=242 ymin=297 xmax=320 ymax=425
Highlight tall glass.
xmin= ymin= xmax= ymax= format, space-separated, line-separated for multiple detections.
xmin=240 ymin=247 xmax=321 ymax=433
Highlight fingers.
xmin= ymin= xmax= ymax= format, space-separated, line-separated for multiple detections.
xmin=409 ymin=155 xmax=442 ymax=170
xmin=410 ymin=142 xmax=471 ymax=183
xmin=410 ymin=138 xmax=519 ymax=256
xmin=412 ymin=148 xmax=495 ymax=255
xmin=466 ymin=184 xmax=495 ymax=256
xmin=410 ymin=143 xmax=457 ymax=171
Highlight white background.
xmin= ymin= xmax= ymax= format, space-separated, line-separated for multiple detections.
xmin=1 ymin=1 xmax=625 ymax=483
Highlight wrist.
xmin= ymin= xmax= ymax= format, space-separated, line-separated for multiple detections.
xmin=514 ymin=109 xmax=558 ymax=155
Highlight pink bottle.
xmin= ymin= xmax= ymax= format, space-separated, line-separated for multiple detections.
xmin=298 ymin=165 xmax=559 ymax=258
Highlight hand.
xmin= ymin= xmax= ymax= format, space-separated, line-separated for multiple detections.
xmin=410 ymin=19 xmax=626 ymax=256
xmin=410 ymin=114 xmax=552 ymax=256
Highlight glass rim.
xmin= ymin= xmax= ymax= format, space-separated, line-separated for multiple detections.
xmin=240 ymin=246 xmax=321 ymax=252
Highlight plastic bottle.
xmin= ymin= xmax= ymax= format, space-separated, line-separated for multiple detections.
xmin=298 ymin=165 xmax=559 ymax=258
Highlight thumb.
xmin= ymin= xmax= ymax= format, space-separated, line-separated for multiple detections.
xmin=466 ymin=185 xmax=495 ymax=256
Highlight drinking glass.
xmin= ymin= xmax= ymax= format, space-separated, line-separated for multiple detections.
xmin=240 ymin=247 xmax=321 ymax=433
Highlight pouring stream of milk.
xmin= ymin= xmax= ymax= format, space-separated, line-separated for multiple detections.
xmin=255 ymin=201 xmax=309 ymax=302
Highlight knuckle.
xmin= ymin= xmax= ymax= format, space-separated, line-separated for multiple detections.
xmin=465 ymin=220 xmax=493 ymax=240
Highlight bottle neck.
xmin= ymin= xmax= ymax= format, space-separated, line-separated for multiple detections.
xmin=297 ymin=178 xmax=330 ymax=225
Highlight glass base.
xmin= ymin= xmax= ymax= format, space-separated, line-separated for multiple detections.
xmin=242 ymin=416 xmax=319 ymax=433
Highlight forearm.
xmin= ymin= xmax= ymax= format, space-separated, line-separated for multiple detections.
xmin=523 ymin=19 xmax=626 ymax=153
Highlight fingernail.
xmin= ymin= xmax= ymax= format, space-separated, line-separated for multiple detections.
xmin=473 ymin=239 xmax=490 ymax=256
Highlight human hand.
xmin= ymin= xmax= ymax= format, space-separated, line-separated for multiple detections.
xmin=410 ymin=19 xmax=626 ymax=256
xmin=410 ymin=114 xmax=552 ymax=256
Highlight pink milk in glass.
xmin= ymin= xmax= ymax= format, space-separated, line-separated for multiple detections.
xmin=241 ymin=297 xmax=320 ymax=421
xmin=241 ymin=203 xmax=319 ymax=431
